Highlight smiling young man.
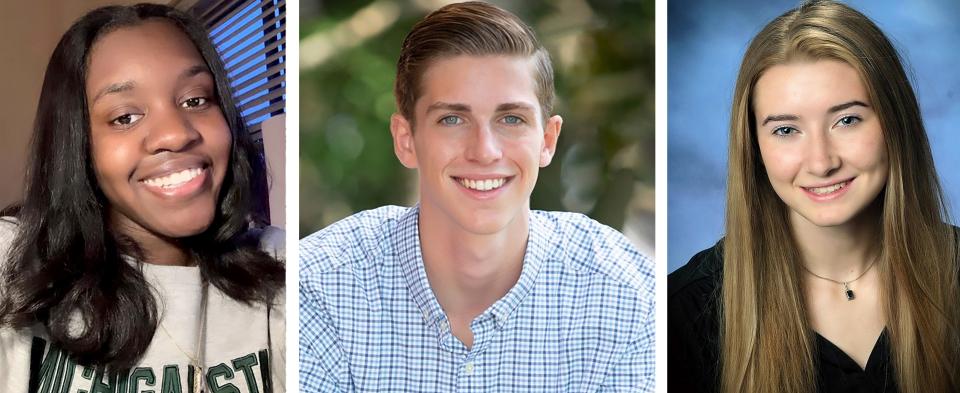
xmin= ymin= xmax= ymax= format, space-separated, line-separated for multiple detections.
xmin=300 ymin=2 xmax=654 ymax=391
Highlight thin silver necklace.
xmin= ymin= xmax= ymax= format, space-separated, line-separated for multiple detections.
xmin=801 ymin=255 xmax=878 ymax=301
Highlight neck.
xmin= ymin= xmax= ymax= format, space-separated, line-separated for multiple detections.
xmin=418 ymin=204 xmax=529 ymax=321
xmin=111 ymin=215 xmax=192 ymax=266
xmin=790 ymin=204 xmax=881 ymax=280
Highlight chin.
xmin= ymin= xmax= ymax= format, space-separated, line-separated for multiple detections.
xmin=152 ymin=211 xmax=216 ymax=238
xmin=797 ymin=209 xmax=859 ymax=228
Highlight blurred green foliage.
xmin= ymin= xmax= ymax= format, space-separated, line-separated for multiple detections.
xmin=300 ymin=0 xmax=654 ymax=250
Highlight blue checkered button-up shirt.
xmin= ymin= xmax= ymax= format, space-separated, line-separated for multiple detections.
xmin=300 ymin=205 xmax=655 ymax=392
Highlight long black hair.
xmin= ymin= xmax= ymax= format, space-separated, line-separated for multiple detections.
xmin=0 ymin=3 xmax=285 ymax=369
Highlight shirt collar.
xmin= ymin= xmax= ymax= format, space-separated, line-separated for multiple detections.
xmin=398 ymin=206 xmax=556 ymax=331
xmin=487 ymin=211 xmax=553 ymax=328
xmin=396 ymin=205 xmax=446 ymax=331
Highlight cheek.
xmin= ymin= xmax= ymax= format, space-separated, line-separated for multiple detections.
xmin=414 ymin=133 xmax=459 ymax=171
xmin=758 ymin=140 xmax=801 ymax=185
xmin=90 ymin=134 xmax=138 ymax=193
xmin=506 ymin=134 xmax=544 ymax=167
xmin=846 ymin=130 xmax=888 ymax=171
xmin=197 ymin=112 xmax=233 ymax=181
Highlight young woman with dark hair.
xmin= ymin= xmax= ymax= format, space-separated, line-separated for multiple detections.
xmin=0 ymin=4 xmax=285 ymax=392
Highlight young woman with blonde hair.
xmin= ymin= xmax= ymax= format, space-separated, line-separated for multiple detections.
xmin=669 ymin=1 xmax=960 ymax=392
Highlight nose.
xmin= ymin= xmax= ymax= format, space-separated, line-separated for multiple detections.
xmin=464 ymin=123 xmax=502 ymax=164
xmin=143 ymin=107 xmax=201 ymax=153
xmin=804 ymin=131 xmax=840 ymax=177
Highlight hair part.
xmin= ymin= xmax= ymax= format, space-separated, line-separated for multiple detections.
xmin=722 ymin=1 xmax=960 ymax=392
xmin=0 ymin=3 xmax=284 ymax=370
xmin=394 ymin=1 xmax=554 ymax=126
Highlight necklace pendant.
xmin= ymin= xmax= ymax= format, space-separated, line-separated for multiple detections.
xmin=843 ymin=282 xmax=855 ymax=301
xmin=194 ymin=366 xmax=203 ymax=393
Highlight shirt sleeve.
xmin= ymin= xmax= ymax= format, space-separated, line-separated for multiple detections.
xmin=600 ymin=296 xmax=656 ymax=392
xmin=299 ymin=281 xmax=351 ymax=392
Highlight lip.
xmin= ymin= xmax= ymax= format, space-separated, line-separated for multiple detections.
xmin=135 ymin=155 xmax=212 ymax=199
xmin=452 ymin=175 xmax=514 ymax=200
xmin=800 ymin=177 xmax=854 ymax=201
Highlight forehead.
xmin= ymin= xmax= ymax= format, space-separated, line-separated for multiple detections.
xmin=86 ymin=19 xmax=206 ymax=95
xmin=753 ymin=60 xmax=868 ymax=116
xmin=416 ymin=55 xmax=539 ymax=111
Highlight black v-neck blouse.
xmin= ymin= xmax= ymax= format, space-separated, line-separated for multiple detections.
xmin=668 ymin=242 xmax=897 ymax=393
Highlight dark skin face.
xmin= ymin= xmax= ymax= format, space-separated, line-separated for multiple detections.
xmin=85 ymin=20 xmax=231 ymax=265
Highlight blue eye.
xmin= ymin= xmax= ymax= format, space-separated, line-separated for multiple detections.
xmin=835 ymin=115 xmax=861 ymax=127
xmin=502 ymin=115 xmax=524 ymax=125
xmin=439 ymin=115 xmax=463 ymax=126
xmin=772 ymin=126 xmax=798 ymax=137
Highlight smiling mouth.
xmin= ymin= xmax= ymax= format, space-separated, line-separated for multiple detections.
xmin=141 ymin=167 xmax=205 ymax=189
xmin=803 ymin=179 xmax=852 ymax=196
xmin=455 ymin=177 xmax=510 ymax=192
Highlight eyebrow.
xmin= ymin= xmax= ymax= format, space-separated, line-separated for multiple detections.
xmin=425 ymin=101 xmax=536 ymax=114
xmin=495 ymin=102 xmax=535 ymax=112
xmin=180 ymin=64 xmax=210 ymax=80
xmin=827 ymin=100 xmax=869 ymax=113
xmin=426 ymin=102 xmax=471 ymax=114
xmin=760 ymin=114 xmax=799 ymax=126
xmin=90 ymin=64 xmax=211 ymax=105
xmin=91 ymin=81 xmax=136 ymax=104
xmin=760 ymin=100 xmax=870 ymax=126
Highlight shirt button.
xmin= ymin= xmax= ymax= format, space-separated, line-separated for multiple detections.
xmin=439 ymin=320 xmax=449 ymax=331
xmin=464 ymin=362 xmax=475 ymax=375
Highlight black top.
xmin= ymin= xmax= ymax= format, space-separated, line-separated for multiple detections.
xmin=668 ymin=242 xmax=897 ymax=393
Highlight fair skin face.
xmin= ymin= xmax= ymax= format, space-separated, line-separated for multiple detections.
xmin=86 ymin=20 xmax=231 ymax=266
xmin=754 ymin=59 xmax=887 ymax=369
xmin=391 ymin=55 xmax=562 ymax=348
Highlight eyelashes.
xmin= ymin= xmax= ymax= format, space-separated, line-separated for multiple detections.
xmin=439 ymin=115 xmax=463 ymax=126
xmin=769 ymin=115 xmax=863 ymax=137
xmin=834 ymin=115 xmax=861 ymax=127
xmin=107 ymin=95 xmax=214 ymax=129
xmin=180 ymin=96 xmax=212 ymax=109
xmin=436 ymin=114 xmax=528 ymax=127
xmin=111 ymin=113 xmax=144 ymax=127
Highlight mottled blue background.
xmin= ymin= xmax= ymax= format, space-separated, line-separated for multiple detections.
xmin=668 ymin=0 xmax=960 ymax=272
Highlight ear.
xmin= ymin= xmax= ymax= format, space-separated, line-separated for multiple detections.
xmin=390 ymin=113 xmax=418 ymax=169
xmin=539 ymin=115 xmax=563 ymax=167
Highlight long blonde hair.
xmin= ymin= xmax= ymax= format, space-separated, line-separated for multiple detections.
xmin=722 ymin=1 xmax=960 ymax=392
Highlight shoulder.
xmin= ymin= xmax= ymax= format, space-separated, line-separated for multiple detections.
xmin=0 ymin=217 xmax=17 ymax=247
xmin=667 ymin=241 xmax=723 ymax=391
xmin=299 ymin=205 xmax=410 ymax=275
xmin=0 ymin=217 xmax=18 ymax=267
xmin=669 ymin=241 xmax=723 ymax=298
xmin=667 ymin=241 xmax=723 ymax=333
xmin=0 ymin=217 xmax=18 ymax=300
xmin=534 ymin=210 xmax=654 ymax=294
xmin=254 ymin=225 xmax=285 ymax=261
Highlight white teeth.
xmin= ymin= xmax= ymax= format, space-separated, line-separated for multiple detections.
xmin=142 ymin=168 xmax=203 ymax=189
xmin=458 ymin=177 xmax=507 ymax=191
xmin=808 ymin=181 xmax=846 ymax=195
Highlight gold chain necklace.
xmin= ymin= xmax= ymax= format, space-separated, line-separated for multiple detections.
xmin=158 ymin=282 xmax=208 ymax=393
xmin=801 ymin=255 xmax=878 ymax=301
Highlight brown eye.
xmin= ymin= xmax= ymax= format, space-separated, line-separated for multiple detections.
xmin=110 ymin=113 xmax=143 ymax=127
xmin=181 ymin=97 xmax=209 ymax=109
